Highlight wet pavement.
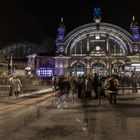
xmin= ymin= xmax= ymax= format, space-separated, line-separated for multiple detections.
xmin=2 ymin=96 xmax=140 ymax=140
xmin=0 ymin=86 xmax=53 ymax=105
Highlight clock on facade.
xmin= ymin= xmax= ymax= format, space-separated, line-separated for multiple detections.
xmin=96 ymin=46 xmax=101 ymax=51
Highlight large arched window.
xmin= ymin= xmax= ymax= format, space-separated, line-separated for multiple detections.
xmin=64 ymin=23 xmax=133 ymax=56
xmin=69 ymin=33 xmax=126 ymax=56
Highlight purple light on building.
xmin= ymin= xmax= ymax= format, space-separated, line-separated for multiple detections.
xmin=36 ymin=67 xmax=53 ymax=77
xmin=36 ymin=63 xmax=54 ymax=78
xmin=131 ymin=25 xmax=140 ymax=41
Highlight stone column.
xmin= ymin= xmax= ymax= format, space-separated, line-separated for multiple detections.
xmin=86 ymin=34 xmax=90 ymax=52
xmin=85 ymin=56 xmax=92 ymax=76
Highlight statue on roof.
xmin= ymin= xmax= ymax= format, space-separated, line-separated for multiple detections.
xmin=94 ymin=7 xmax=101 ymax=18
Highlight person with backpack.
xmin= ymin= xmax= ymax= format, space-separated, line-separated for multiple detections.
xmin=107 ymin=75 xmax=119 ymax=104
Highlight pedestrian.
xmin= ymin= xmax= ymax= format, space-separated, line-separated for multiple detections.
xmin=92 ymin=73 xmax=100 ymax=99
xmin=52 ymin=75 xmax=57 ymax=91
xmin=131 ymin=72 xmax=138 ymax=93
xmin=107 ymin=75 xmax=119 ymax=104
xmin=8 ymin=75 xmax=14 ymax=96
xmin=13 ymin=76 xmax=22 ymax=97
xmin=69 ymin=77 xmax=77 ymax=103
xmin=85 ymin=76 xmax=92 ymax=99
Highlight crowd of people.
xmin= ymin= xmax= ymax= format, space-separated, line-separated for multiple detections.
xmin=52 ymin=71 xmax=140 ymax=106
xmin=52 ymin=74 xmax=120 ymax=106
xmin=1 ymin=71 xmax=139 ymax=103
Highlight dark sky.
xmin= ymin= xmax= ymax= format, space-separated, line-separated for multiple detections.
xmin=0 ymin=0 xmax=140 ymax=46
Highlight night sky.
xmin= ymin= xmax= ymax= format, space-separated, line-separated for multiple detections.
xmin=0 ymin=0 xmax=140 ymax=46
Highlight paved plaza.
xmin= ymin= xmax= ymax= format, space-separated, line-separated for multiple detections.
xmin=1 ymin=93 xmax=140 ymax=140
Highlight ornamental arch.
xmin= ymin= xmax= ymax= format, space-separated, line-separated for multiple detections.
xmin=55 ymin=22 xmax=135 ymax=76
xmin=64 ymin=23 xmax=133 ymax=56
xmin=54 ymin=14 xmax=140 ymax=76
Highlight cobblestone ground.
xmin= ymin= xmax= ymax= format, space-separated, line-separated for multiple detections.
xmin=2 ymin=97 xmax=140 ymax=140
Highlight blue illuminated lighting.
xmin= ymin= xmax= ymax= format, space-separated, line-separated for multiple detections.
xmin=58 ymin=27 xmax=65 ymax=34
xmin=132 ymin=28 xmax=139 ymax=33
xmin=133 ymin=34 xmax=140 ymax=39
xmin=58 ymin=35 xmax=64 ymax=40
xmin=36 ymin=67 xmax=53 ymax=77
xmin=93 ymin=7 xmax=101 ymax=18
xmin=131 ymin=24 xmax=140 ymax=41
xmin=57 ymin=26 xmax=65 ymax=41
xmin=36 ymin=63 xmax=54 ymax=78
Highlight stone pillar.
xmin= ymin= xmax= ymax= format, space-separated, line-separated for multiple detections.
xmin=59 ymin=68 xmax=64 ymax=76
xmin=86 ymin=34 xmax=90 ymax=52
xmin=65 ymin=58 xmax=71 ymax=77
xmin=85 ymin=56 xmax=92 ymax=76
xmin=64 ymin=68 xmax=68 ymax=77
xmin=86 ymin=68 xmax=90 ymax=76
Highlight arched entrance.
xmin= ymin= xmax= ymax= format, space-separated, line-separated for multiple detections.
xmin=70 ymin=61 xmax=86 ymax=76
xmin=112 ymin=61 xmax=125 ymax=75
xmin=91 ymin=62 xmax=106 ymax=75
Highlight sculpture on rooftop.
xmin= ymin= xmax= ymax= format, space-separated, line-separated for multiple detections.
xmin=93 ymin=7 xmax=101 ymax=19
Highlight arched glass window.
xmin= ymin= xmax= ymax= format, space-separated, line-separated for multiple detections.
xmin=69 ymin=33 xmax=126 ymax=55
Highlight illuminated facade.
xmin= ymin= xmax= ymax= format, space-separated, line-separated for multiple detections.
xmin=54 ymin=11 xmax=140 ymax=76
xmin=1 ymin=8 xmax=140 ymax=77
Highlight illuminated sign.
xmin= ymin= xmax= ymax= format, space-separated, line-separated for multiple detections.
xmin=36 ymin=67 xmax=53 ymax=77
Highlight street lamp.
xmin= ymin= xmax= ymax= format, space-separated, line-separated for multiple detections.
xmin=7 ymin=51 xmax=13 ymax=75
xmin=9 ymin=54 xmax=13 ymax=75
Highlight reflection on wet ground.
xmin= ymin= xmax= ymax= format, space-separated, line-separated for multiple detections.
xmin=2 ymin=98 xmax=140 ymax=140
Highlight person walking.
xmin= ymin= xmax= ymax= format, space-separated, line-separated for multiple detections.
xmin=131 ymin=72 xmax=138 ymax=93
xmin=92 ymin=73 xmax=100 ymax=99
xmin=8 ymin=75 xmax=14 ymax=96
xmin=70 ymin=77 xmax=77 ymax=103
xmin=107 ymin=75 xmax=119 ymax=104
xmin=13 ymin=76 xmax=22 ymax=97
xmin=85 ymin=76 xmax=93 ymax=99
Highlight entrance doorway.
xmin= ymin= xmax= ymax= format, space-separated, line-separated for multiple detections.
xmin=70 ymin=62 xmax=85 ymax=76
xmin=92 ymin=62 xmax=106 ymax=75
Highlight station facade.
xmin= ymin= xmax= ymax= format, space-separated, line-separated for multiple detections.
xmin=52 ymin=13 xmax=140 ymax=77
xmin=0 ymin=8 xmax=140 ymax=78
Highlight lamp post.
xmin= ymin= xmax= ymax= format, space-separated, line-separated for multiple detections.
xmin=7 ymin=53 xmax=13 ymax=75
xmin=9 ymin=54 xmax=13 ymax=75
